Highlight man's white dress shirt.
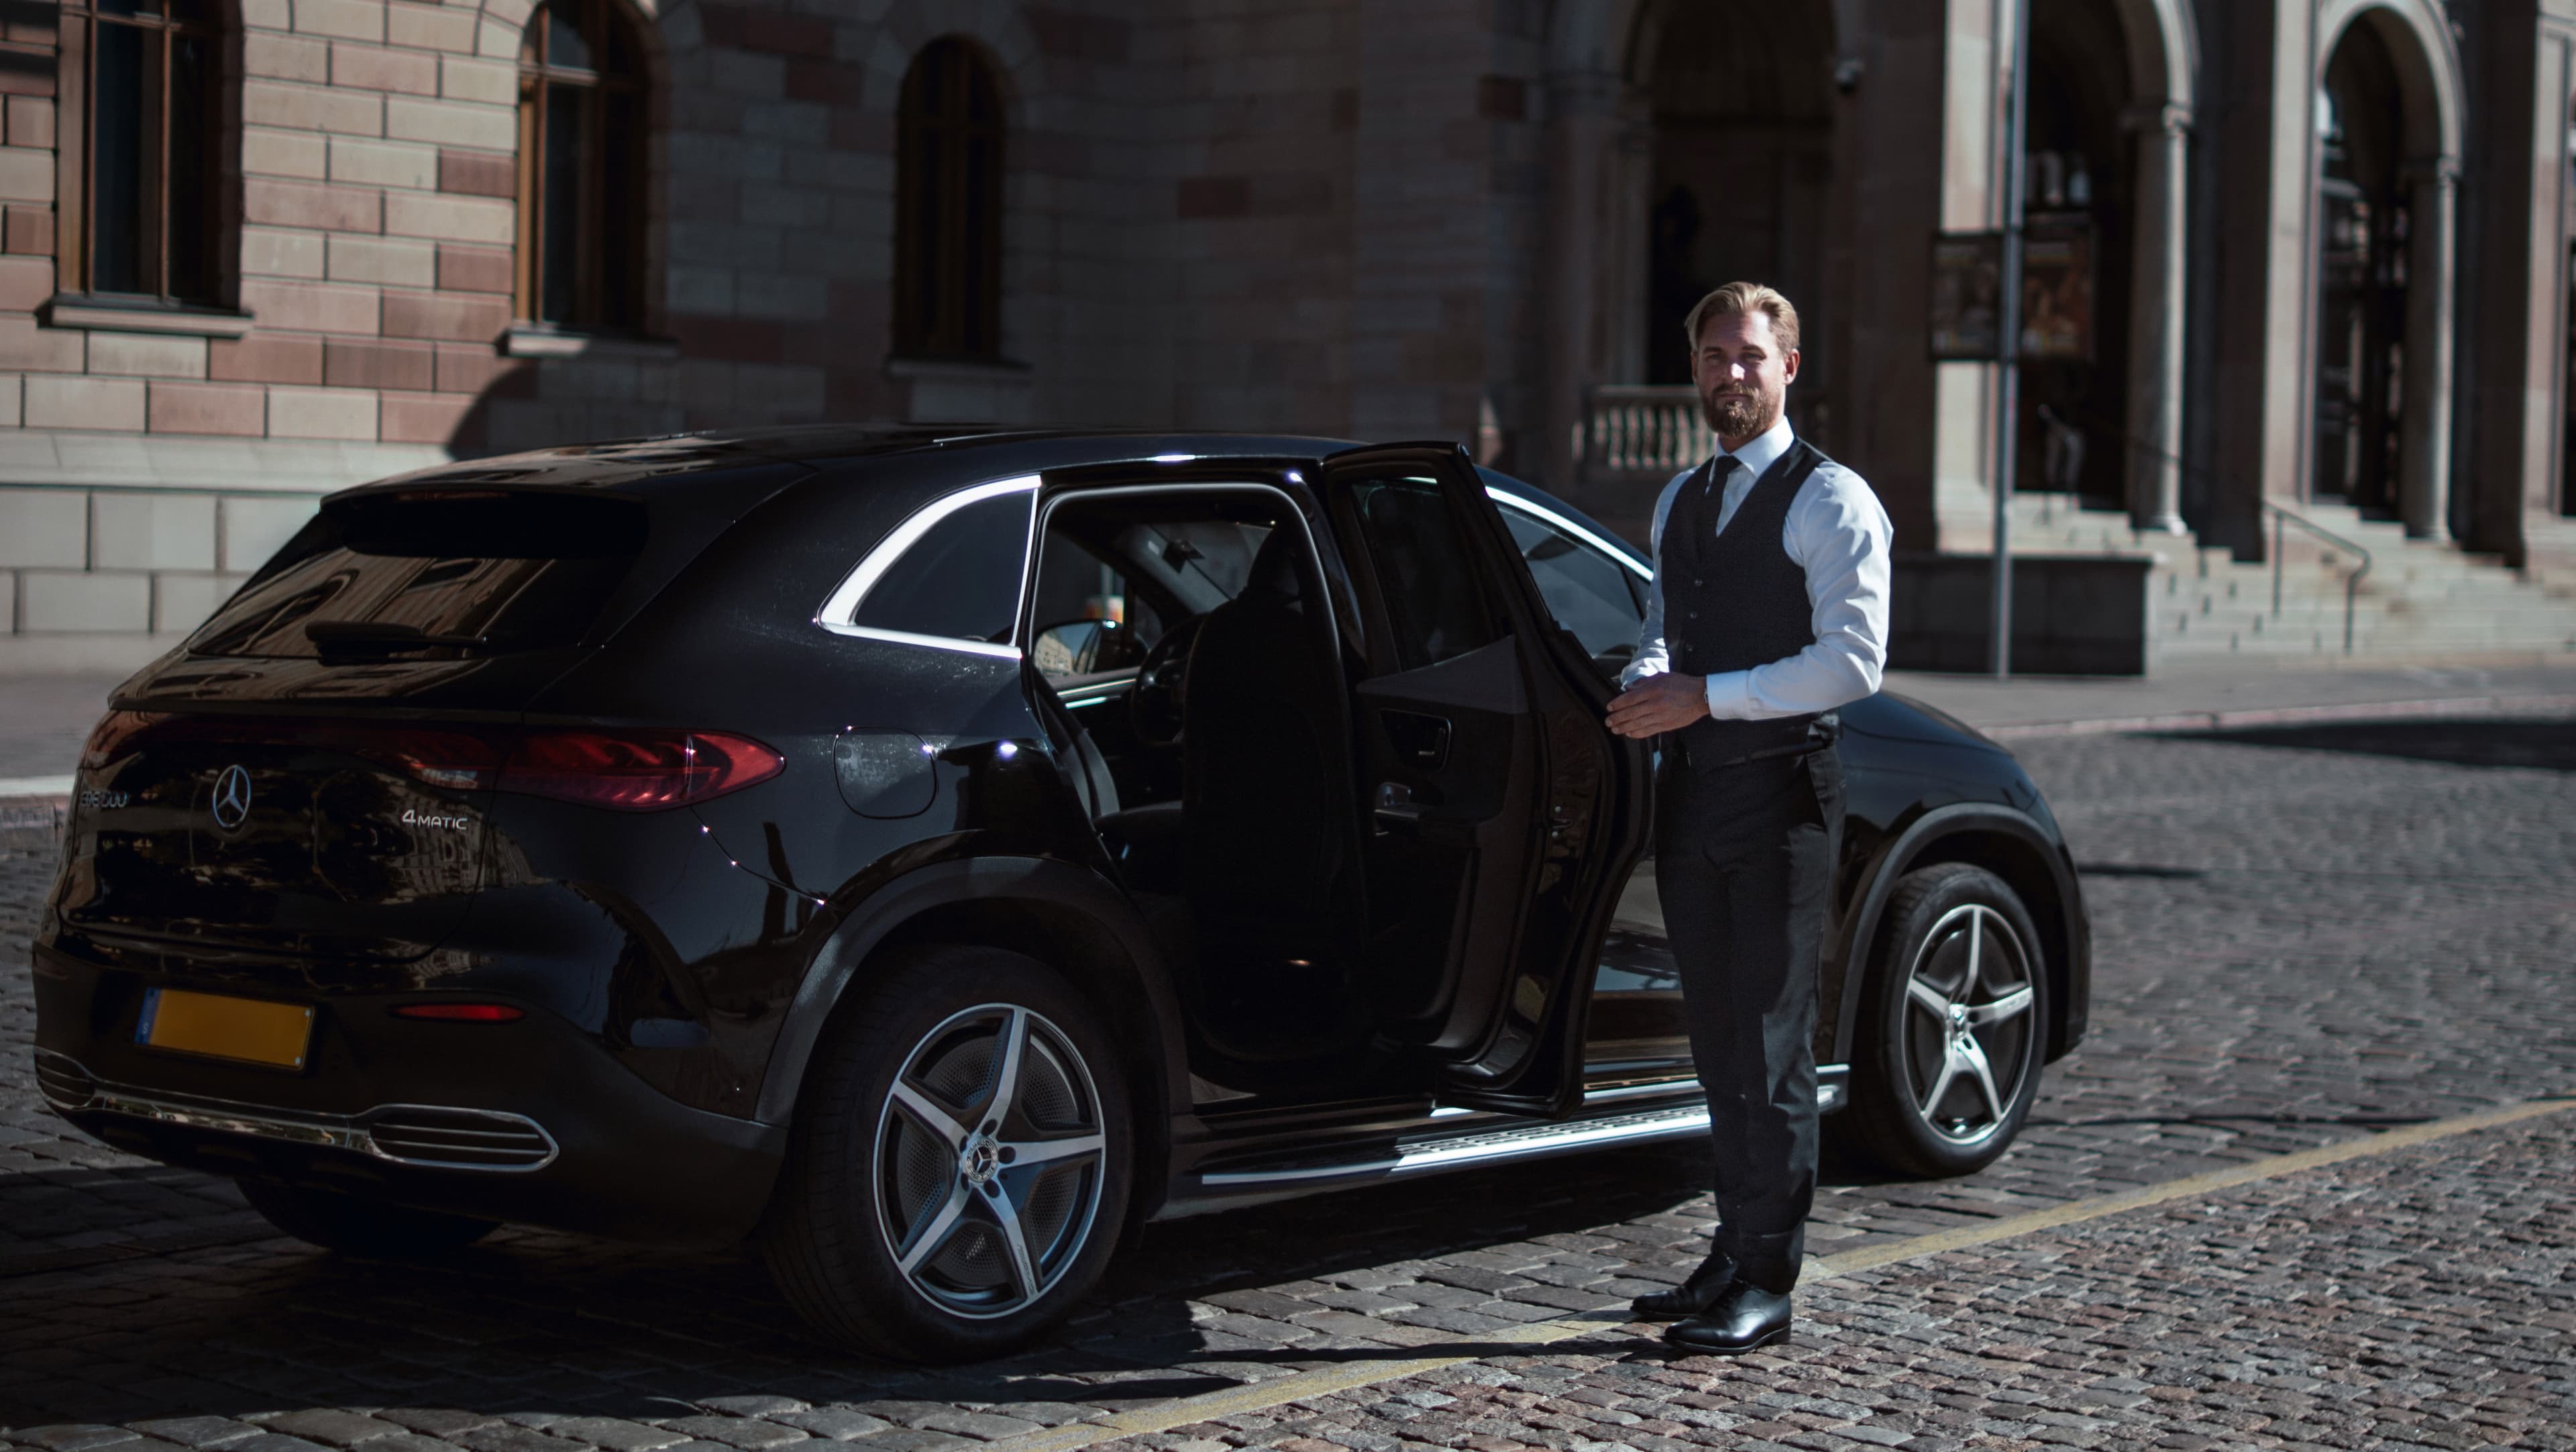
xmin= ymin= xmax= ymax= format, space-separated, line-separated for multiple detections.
xmin=1619 ymin=416 xmax=1894 ymax=720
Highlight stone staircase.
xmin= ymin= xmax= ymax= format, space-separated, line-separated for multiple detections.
xmin=2520 ymin=509 xmax=2576 ymax=603
xmin=1939 ymin=486 xmax=2576 ymax=663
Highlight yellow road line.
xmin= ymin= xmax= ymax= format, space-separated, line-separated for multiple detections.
xmin=987 ymin=1096 xmax=2576 ymax=1452
xmin=1809 ymin=1094 xmax=2576 ymax=1276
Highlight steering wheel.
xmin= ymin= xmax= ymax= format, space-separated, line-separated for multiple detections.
xmin=1129 ymin=614 xmax=1205 ymax=748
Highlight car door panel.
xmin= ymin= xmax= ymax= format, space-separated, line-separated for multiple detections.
xmin=1354 ymin=639 xmax=1535 ymax=1048
xmin=1322 ymin=445 xmax=1653 ymax=1117
xmin=1481 ymin=490 xmax=1696 ymax=1080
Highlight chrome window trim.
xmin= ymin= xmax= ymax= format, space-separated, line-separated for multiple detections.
xmin=1026 ymin=480 xmax=1340 ymax=652
xmin=1487 ymin=488 xmax=1653 ymax=581
xmin=814 ymin=473 xmax=1041 ymax=658
xmin=816 ymin=625 xmax=1024 ymax=660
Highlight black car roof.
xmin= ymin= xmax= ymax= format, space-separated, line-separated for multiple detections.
xmin=339 ymin=426 xmax=1367 ymax=499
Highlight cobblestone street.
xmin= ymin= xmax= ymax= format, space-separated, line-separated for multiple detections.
xmin=5 ymin=717 xmax=2573 ymax=1451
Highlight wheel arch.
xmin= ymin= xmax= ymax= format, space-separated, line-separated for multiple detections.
xmin=1831 ymin=805 xmax=2090 ymax=1068
xmin=755 ymin=856 xmax=1191 ymax=1217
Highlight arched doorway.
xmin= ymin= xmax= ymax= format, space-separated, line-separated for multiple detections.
xmin=2564 ymin=93 xmax=2576 ymax=520
xmin=2313 ymin=24 xmax=2408 ymax=517
xmin=2016 ymin=2 xmax=2137 ymax=511
xmin=2000 ymin=0 xmax=2194 ymax=535
xmin=1636 ymin=2 xmax=1837 ymax=434
xmin=2308 ymin=2 xmax=2459 ymax=538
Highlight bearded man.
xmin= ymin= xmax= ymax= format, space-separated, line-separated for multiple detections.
xmin=1605 ymin=282 xmax=1893 ymax=1355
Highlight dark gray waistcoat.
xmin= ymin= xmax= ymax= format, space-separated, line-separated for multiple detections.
xmin=1667 ymin=439 xmax=1831 ymax=769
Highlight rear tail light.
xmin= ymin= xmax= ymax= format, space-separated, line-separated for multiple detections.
xmin=78 ymin=715 xmax=783 ymax=812
xmin=497 ymin=730 xmax=784 ymax=811
xmin=390 ymin=1002 xmax=526 ymax=1023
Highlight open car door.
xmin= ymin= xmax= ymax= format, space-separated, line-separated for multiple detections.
xmin=1319 ymin=444 xmax=1654 ymax=1117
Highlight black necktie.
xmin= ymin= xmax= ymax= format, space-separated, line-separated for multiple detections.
xmin=1684 ymin=456 xmax=1741 ymax=569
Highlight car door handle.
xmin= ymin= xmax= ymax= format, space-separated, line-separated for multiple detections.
xmin=1380 ymin=710 xmax=1452 ymax=769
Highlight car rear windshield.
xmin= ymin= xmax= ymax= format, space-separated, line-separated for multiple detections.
xmin=189 ymin=490 xmax=648 ymax=660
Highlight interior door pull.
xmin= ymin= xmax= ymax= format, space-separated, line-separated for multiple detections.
xmin=1373 ymin=781 xmax=1426 ymax=831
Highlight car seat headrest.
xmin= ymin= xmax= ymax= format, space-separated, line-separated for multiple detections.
xmin=1240 ymin=526 xmax=1307 ymax=612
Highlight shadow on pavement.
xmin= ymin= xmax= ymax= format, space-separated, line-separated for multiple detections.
xmin=0 ymin=1140 xmax=1713 ymax=1429
xmin=2075 ymin=862 xmax=2208 ymax=880
xmin=2166 ymin=717 xmax=2576 ymax=772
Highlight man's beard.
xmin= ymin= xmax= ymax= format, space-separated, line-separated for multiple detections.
xmin=1703 ymin=388 xmax=1776 ymax=440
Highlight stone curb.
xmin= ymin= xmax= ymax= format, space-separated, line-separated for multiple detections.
xmin=0 ymin=794 xmax=66 ymax=854
xmin=1976 ymin=691 xmax=2576 ymax=741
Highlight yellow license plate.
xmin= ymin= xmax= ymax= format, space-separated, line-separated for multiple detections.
xmin=137 ymin=987 xmax=315 ymax=1070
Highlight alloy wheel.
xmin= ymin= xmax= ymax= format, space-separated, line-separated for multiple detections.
xmin=1898 ymin=902 xmax=2039 ymax=1147
xmin=873 ymin=1002 xmax=1109 ymax=1319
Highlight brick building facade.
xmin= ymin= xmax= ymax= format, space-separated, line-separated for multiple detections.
xmin=1 ymin=0 xmax=2571 ymax=672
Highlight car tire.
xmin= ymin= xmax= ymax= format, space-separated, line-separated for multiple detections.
xmin=236 ymin=1177 xmax=500 ymax=1256
xmin=1846 ymin=864 xmax=2050 ymax=1178
xmin=762 ymin=945 xmax=1133 ymax=1363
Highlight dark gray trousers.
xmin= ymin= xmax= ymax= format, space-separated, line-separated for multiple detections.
xmin=1653 ymin=741 xmax=1843 ymax=1293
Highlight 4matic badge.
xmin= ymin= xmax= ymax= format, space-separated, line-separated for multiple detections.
xmin=400 ymin=808 xmax=473 ymax=831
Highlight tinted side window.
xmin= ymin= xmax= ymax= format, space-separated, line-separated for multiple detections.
xmin=1348 ymin=476 xmax=1503 ymax=670
xmin=851 ymin=491 xmax=1032 ymax=645
xmin=1501 ymin=508 xmax=1644 ymax=657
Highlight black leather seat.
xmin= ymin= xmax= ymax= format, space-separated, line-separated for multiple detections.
xmin=1097 ymin=799 xmax=1184 ymax=889
xmin=1179 ymin=528 xmax=1364 ymax=1059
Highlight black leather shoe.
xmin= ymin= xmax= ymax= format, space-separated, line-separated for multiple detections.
xmin=1662 ymin=1282 xmax=1792 ymax=1355
xmin=1628 ymin=1251 xmax=1738 ymax=1322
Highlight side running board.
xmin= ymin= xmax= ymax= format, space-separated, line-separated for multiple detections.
xmin=1186 ymin=1067 xmax=1849 ymax=1195
xmin=1195 ymin=1100 xmax=1708 ymax=1190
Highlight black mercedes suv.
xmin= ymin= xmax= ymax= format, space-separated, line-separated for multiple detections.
xmin=32 ymin=427 xmax=2088 ymax=1361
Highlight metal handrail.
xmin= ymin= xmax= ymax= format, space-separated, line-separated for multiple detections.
xmin=2263 ymin=499 xmax=2372 ymax=654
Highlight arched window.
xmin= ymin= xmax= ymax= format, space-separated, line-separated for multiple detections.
xmin=894 ymin=39 xmax=1005 ymax=360
xmin=517 ymin=0 xmax=647 ymax=331
xmin=58 ymin=0 xmax=223 ymax=303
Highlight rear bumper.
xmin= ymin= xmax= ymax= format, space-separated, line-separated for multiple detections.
xmin=30 ymin=943 xmax=787 ymax=1245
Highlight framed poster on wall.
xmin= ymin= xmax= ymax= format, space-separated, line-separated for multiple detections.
xmin=2019 ymin=214 xmax=2096 ymax=361
xmin=1929 ymin=231 xmax=2004 ymax=360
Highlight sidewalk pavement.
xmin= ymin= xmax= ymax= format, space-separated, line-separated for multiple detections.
xmin=1883 ymin=657 xmax=2576 ymax=736
xmin=3 ymin=657 xmax=2571 ymax=798
xmin=0 ymin=672 xmax=120 ymax=786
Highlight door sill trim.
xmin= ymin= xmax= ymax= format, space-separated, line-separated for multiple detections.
xmin=1582 ymin=1066 xmax=1846 ymax=1112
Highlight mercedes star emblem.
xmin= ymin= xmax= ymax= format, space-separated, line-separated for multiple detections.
xmin=211 ymin=764 xmax=254 ymax=831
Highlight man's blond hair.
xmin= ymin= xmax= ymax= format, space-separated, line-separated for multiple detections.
xmin=1684 ymin=282 xmax=1801 ymax=356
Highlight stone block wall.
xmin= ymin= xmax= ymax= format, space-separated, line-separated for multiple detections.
xmin=0 ymin=484 xmax=314 ymax=662
xmin=0 ymin=0 xmax=1703 ymax=673
xmin=0 ymin=0 xmax=1202 ymax=670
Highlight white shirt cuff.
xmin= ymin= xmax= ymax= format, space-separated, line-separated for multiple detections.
xmin=1703 ymin=670 xmax=1756 ymax=720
